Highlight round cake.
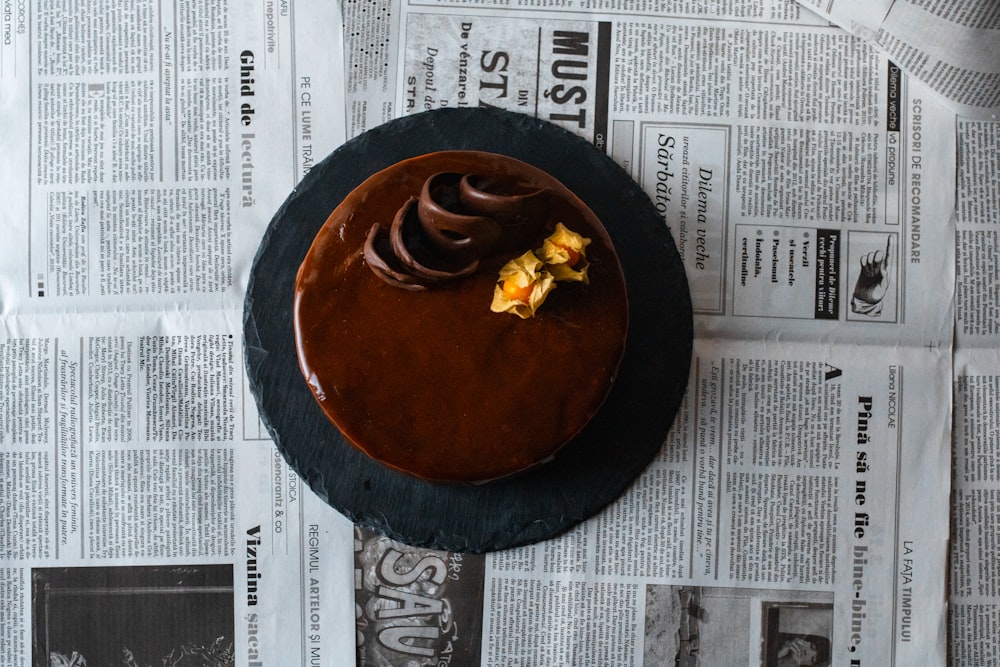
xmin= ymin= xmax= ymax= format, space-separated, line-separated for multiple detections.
xmin=294 ymin=150 xmax=628 ymax=483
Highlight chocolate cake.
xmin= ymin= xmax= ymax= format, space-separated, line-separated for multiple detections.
xmin=293 ymin=150 xmax=628 ymax=483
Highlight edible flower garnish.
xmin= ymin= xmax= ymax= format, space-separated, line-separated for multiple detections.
xmin=490 ymin=251 xmax=556 ymax=319
xmin=491 ymin=224 xmax=593 ymax=318
xmin=537 ymin=222 xmax=590 ymax=283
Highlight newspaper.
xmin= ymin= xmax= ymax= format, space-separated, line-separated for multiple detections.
xmin=0 ymin=1 xmax=357 ymax=665
xmin=950 ymin=118 xmax=1000 ymax=665
xmin=0 ymin=1 xmax=986 ymax=667
xmin=342 ymin=1 xmax=959 ymax=665
xmin=796 ymin=0 xmax=1000 ymax=120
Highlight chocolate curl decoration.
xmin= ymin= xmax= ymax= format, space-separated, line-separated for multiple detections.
xmin=418 ymin=173 xmax=502 ymax=261
xmin=364 ymin=171 xmax=551 ymax=290
xmin=459 ymin=174 xmax=551 ymax=251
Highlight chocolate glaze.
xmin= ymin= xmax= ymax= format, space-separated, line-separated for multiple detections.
xmin=294 ymin=151 xmax=628 ymax=483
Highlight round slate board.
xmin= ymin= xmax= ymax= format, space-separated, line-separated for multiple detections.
xmin=244 ymin=107 xmax=693 ymax=553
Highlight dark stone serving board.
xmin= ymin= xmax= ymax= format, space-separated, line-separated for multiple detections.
xmin=243 ymin=107 xmax=693 ymax=553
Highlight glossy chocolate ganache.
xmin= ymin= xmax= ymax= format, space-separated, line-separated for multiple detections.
xmin=294 ymin=151 xmax=628 ymax=483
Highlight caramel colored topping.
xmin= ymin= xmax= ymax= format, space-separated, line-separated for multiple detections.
xmin=295 ymin=150 xmax=628 ymax=482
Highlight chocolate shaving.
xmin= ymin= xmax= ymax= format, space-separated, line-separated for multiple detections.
xmin=364 ymin=171 xmax=550 ymax=290
xmin=390 ymin=197 xmax=479 ymax=282
xmin=363 ymin=223 xmax=429 ymax=291
xmin=418 ymin=173 xmax=501 ymax=260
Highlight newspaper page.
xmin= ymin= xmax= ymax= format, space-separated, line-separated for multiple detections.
xmin=950 ymin=118 xmax=1000 ymax=665
xmin=342 ymin=0 xmax=956 ymax=665
xmin=795 ymin=0 xmax=1000 ymax=120
xmin=352 ymin=346 xmax=951 ymax=666
xmin=0 ymin=1 xmax=962 ymax=666
xmin=0 ymin=2 xmax=358 ymax=665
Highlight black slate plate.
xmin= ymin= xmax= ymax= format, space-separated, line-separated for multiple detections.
xmin=244 ymin=108 xmax=692 ymax=552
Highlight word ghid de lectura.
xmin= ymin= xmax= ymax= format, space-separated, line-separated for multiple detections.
xmin=239 ymin=50 xmax=257 ymax=208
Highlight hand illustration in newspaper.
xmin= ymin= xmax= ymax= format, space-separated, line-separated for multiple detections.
xmin=850 ymin=235 xmax=892 ymax=317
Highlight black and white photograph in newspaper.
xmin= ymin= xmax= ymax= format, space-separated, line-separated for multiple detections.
xmin=643 ymin=584 xmax=833 ymax=666
xmin=32 ymin=564 xmax=235 ymax=667
xmin=354 ymin=526 xmax=486 ymax=667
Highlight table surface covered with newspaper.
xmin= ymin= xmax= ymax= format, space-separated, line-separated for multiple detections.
xmin=1 ymin=1 xmax=997 ymax=665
